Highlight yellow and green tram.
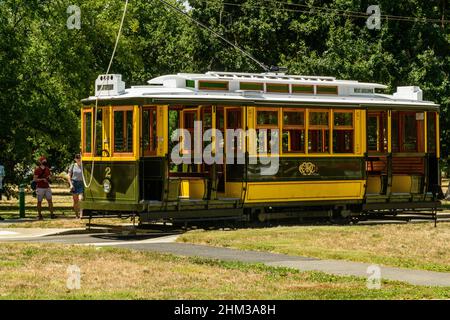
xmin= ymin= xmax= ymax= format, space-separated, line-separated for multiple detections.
xmin=79 ymin=72 xmax=441 ymax=223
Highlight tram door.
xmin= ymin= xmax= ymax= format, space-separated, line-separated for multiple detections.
xmin=216 ymin=107 xmax=225 ymax=193
xmin=180 ymin=108 xmax=198 ymax=172
xmin=224 ymin=108 xmax=243 ymax=198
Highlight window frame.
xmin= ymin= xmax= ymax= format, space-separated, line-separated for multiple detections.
xmin=141 ymin=106 xmax=157 ymax=157
xmin=307 ymin=109 xmax=330 ymax=154
xmin=81 ymin=108 xmax=93 ymax=157
xmin=426 ymin=111 xmax=437 ymax=153
xmin=255 ymin=107 xmax=279 ymax=129
xmin=255 ymin=107 xmax=279 ymax=154
xmin=332 ymin=110 xmax=354 ymax=154
xmin=367 ymin=111 xmax=388 ymax=154
xmin=282 ymin=108 xmax=305 ymax=153
xmin=391 ymin=111 xmax=425 ymax=153
xmin=112 ymin=105 xmax=135 ymax=157
xmin=180 ymin=108 xmax=199 ymax=155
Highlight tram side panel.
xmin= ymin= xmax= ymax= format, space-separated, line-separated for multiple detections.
xmin=81 ymin=161 xmax=142 ymax=214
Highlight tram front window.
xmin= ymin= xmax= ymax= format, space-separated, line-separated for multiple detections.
xmin=142 ymin=107 xmax=157 ymax=155
xmin=83 ymin=111 xmax=92 ymax=154
xmin=114 ymin=109 xmax=133 ymax=153
xmin=95 ymin=109 xmax=103 ymax=156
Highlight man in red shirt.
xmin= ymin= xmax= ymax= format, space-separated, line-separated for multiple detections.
xmin=33 ymin=156 xmax=55 ymax=220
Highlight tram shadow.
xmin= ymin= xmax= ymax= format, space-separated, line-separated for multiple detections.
xmin=85 ymin=223 xmax=186 ymax=241
xmin=166 ymin=215 xmax=445 ymax=231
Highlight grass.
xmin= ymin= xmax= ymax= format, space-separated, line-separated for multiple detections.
xmin=178 ymin=223 xmax=450 ymax=273
xmin=1 ymin=242 xmax=450 ymax=299
xmin=0 ymin=183 xmax=128 ymax=228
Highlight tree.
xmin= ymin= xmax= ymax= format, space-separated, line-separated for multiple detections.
xmin=0 ymin=0 xmax=194 ymax=196
xmin=188 ymin=0 xmax=450 ymax=170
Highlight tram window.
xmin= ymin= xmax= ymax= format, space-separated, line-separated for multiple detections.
xmin=114 ymin=109 xmax=134 ymax=153
xmin=257 ymin=110 xmax=278 ymax=126
xmin=391 ymin=112 xmax=399 ymax=152
xmin=95 ymin=109 xmax=103 ymax=156
xmin=392 ymin=111 xmax=425 ymax=153
xmin=367 ymin=111 xmax=388 ymax=152
xmin=142 ymin=107 xmax=157 ymax=156
xmin=308 ymin=111 xmax=329 ymax=153
xmin=282 ymin=109 xmax=305 ymax=153
xmin=257 ymin=129 xmax=279 ymax=153
xmin=283 ymin=110 xmax=304 ymax=126
xmin=427 ymin=112 xmax=437 ymax=153
xmin=309 ymin=111 xmax=329 ymax=126
xmin=83 ymin=111 xmax=92 ymax=154
xmin=202 ymin=107 xmax=213 ymax=150
xmin=256 ymin=108 xmax=278 ymax=153
xmin=168 ymin=108 xmax=180 ymax=143
xmin=333 ymin=111 xmax=353 ymax=153
xmin=334 ymin=111 xmax=352 ymax=126
xmin=202 ymin=107 xmax=212 ymax=130
xmin=183 ymin=110 xmax=197 ymax=154
xmin=282 ymin=130 xmax=305 ymax=152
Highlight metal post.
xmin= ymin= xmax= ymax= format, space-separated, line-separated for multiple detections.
xmin=19 ymin=183 xmax=25 ymax=218
xmin=0 ymin=164 xmax=4 ymax=201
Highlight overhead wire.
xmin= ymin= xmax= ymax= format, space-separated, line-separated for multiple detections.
xmin=194 ymin=0 xmax=450 ymax=25
xmin=155 ymin=0 xmax=270 ymax=71
xmin=82 ymin=0 xmax=129 ymax=188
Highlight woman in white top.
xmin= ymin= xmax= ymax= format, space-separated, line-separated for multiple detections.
xmin=68 ymin=154 xmax=84 ymax=218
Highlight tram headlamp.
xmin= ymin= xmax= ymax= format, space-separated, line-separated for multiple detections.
xmin=103 ymin=179 xmax=111 ymax=194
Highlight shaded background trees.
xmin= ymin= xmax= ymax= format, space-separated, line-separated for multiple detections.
xmin=1 ymin=0 xmax=450 ymax=194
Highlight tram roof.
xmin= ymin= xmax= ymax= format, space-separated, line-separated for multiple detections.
xmin=81 ymin=72 xmax=439 ymax=111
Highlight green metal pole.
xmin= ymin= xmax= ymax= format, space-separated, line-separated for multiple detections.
xmin=19 ymin=183 xmax=25 ymax=218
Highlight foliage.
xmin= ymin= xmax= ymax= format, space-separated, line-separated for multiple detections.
xmin=0 ymin=0 xmax=193 ymax=196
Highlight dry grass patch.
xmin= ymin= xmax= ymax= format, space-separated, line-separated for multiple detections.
xmin=1 ymin=243 xmax=449 ymax=299
xmin=178 ymin=223 xmax=450 ymax=272
xmin=1 ymin=217 xmax=130 ymax=229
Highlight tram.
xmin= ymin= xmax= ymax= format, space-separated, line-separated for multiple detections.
xmin=79 ymin=72 xmax=441 ymax=223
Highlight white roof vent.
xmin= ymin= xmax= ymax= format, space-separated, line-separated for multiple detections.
xmin=95 ymin=74 xmax=125 ymax=96
xmin=393 ymin=86 xmax=423 ymax=101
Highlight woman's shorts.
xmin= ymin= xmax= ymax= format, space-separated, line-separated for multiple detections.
xmin=71 ymin=180 xmax=84 ymax=195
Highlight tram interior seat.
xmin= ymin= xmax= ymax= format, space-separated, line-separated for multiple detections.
xmin=168 ymin=171 xmax=223 ymax=200
xmin=366 ymin=156 xmax=388 ymax=194
xmin=366 ymin=156 xmax=425 ymax=194
xmin=391 ymin=157 xmax=425 ymax=194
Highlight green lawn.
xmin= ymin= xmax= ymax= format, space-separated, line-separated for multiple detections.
xmin=178 ymin=222 xmax=450 ymax=273
xmin=0 ymin=243 xmax=449 ymax=299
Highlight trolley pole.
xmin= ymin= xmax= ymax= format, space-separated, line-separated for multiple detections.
xmin=19 ymin=183 xmax=25 ymax=218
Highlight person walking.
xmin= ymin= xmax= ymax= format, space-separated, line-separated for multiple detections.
xmin=34 ymin=156 xmax=54 ymax=220
xmin=68 ymin=154 xmax=84 ymax=218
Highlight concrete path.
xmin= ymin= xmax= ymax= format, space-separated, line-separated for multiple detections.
xmin=2 ymin=230 xmax=450 ymax=287
xmin=0 ymin=228 xmax=87 ymax=239
xmin=115 ymin=242 xmax=450 ymax=287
